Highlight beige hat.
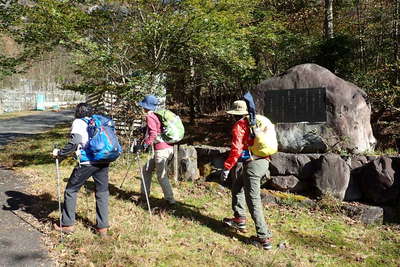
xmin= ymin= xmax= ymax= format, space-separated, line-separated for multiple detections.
xmin=226 ymin=100 xmax=248 ymax=115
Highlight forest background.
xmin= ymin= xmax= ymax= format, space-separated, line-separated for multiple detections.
xmin=0 ymin=0 xmax=399 ymax=150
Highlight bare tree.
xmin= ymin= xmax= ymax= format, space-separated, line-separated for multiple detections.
xmin=394 ymin=0 xmax=400 ymax=85
xmin=324 ymin=0 xmax=334 ymax=39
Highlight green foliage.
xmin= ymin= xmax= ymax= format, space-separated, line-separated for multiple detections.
xmin=313 ymin=34 xmax=357 ymax=78
xmin=1 ymin=0 xmax=284 ymax=100
xmin=0 ymin=54 xmax=20 ymax=79
xmin=1 ymin=0 xmax=400 ymax=144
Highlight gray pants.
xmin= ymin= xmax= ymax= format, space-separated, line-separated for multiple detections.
xmin=61 ymin=164 xmax=109 ymax=229
xmin=141 ymin=147 xmax=175 ymax=203
xmin=231 ymin=158 xmax=272 ymax=239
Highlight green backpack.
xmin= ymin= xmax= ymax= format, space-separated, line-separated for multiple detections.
xmin=154 ymin=109 xmax=185 ymax=144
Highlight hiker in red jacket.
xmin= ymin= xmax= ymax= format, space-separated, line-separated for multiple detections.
xmin=221 ymin=100 xmax=273 ymax=250
xmin=132 ymin=95 xmax=176 ymax=206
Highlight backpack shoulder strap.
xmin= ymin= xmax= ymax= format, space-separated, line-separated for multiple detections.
xmin=81 ymin=117 xmax=91 ymax=124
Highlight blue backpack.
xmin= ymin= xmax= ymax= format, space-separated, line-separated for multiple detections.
xmin=80 ymin=115 xmax=122 ymax=163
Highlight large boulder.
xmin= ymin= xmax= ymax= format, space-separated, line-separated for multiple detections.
xmin=252 ymin=63 xmax=376 ymax=153
xmin=312 ymin=153 xmax=351 ymax=200
xmin=358 ymin=157 xmax=400 ymax=204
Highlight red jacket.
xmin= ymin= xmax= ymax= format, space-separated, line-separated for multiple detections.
xmin=224 ymin=117 xmax=254 ymax=170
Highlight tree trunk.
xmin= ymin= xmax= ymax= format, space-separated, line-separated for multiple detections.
xmin=356 ymin=0 xmax=365 ymax=72
xmin=324 ymin=0 xmax=334 ymax=39
xmin=394 ymin=0 xmax=400 ymax=85
xmin=189 ymin=57 xmax=195 ymax=123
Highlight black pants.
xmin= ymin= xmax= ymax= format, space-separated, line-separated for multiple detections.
xmin=61 ymin=164 xmax=109 ymax=229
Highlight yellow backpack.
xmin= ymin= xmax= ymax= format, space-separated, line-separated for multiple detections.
xmin=249 ymin=115 xmax=278 ymax=157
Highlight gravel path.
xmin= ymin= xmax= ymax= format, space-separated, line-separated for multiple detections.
xmin=0 ymin=110 xmax=74 ymax=266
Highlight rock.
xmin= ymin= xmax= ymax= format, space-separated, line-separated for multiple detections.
xmin=358 ymin=157 xmax=400 ymax=204
xmin=253 ymin=63 xmax=376 ymax=153
xmin=390 ymin=156 xmax=400 ymax=168
xmin=195 ymin=145 xmax=230 ymax=176
xmin=266 ymin=175 xmax=307 ymax=193
xmin=366 ymin=155 xmax=379 ymax=162
xmin=178 ymin=145 xmax=199 ymax=181
xmin=269 ymin=152 xmax=319 ymax=179
xmin=344 ymin=155 xmax=369 ymax=201
xmin=195 ymin=145 xmax=229 ymax=166
xmin=195 ymin=145 xmax=230 ymax=158
xmin=344 ymin=175 xmax=363 ymax=202
xmin=382 ymin=206 xmax=400 ymax=223
xmin=278 ymin=241 xmax=289 ymax=249
xmin=274 ymin=122 xmax=329 ymax=153
xmin=312 ymin=153 xmax=350 ymax=200
xmin=341 ymin=203 xmax=383 ymax=225
xmin=349 ymin=155 xmax=369 ymax=170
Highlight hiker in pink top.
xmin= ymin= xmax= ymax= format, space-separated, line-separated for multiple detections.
xmin=143 ymin=108 xmax=172 ymax=151
xmin=133 ymin=95 xmax=176 ymax=205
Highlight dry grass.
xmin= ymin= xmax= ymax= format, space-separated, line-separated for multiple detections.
xmin=1 ymin=125 xmax=400 ymax=266
xmin=0 ymin=110 xmax=44 ymax=120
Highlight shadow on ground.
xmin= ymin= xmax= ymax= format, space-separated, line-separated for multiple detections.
xmin=2 ymin=190 xmax=97 ymax=232
xmin=2 ymin=180 xmax=247 ymax=244
xmin=108 ymin=181 xmax=248 ymax=244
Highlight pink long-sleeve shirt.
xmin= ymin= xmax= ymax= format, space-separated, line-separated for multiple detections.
xmin=143 ymin=111 xmax=172 ymax=150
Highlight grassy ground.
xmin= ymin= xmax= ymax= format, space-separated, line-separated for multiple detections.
xmin=1 ymin=125 xmax=400 ymax=266
xmin=0 ymin=110 xmax=44 ymax=120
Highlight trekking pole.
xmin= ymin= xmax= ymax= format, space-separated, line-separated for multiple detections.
xmin=54 ymin=144 xmax=63 ymax=241
xmin=135 ymin=148 xmax=152 ymax=216
xmin=131 ymin=139 xmax=151 ymax=216
xmin=119 ymin=142 xmax=135 ymax=189
xmin=121 ymin=124 xmax=145 ymax=188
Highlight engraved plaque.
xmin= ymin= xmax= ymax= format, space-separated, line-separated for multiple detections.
xmin=263 ymin=88 xmax=326 ymax=123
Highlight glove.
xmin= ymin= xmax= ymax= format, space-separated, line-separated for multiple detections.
xmin=132 ymin=144 xmax=148 ymax=153
xmin=220 ymin=169 xmax=230 ymax=182
xmin=52 ymin=148 xmax=60 ymax=158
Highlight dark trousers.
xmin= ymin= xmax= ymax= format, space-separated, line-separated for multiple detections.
xmin=61 ymin=164 xmax=110 ymax=229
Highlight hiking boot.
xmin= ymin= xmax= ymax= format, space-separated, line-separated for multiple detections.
xmin=53 ymin=223 xmax=74 ymax=234
xmin=250 ymin=236 xmax=273 ymax=250
xmin=223 ymin=217 xmax=247 ymax=232
xmin=96 ymin=228 xmax=109 ymax=239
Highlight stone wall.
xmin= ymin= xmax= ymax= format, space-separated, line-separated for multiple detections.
xmin=0 ymin=84 xmax=84 ymax=112
xmin=195 ymin=146 xmax=400 ymax=205
xmin=0 ymin=42 xmax=85 ymax=112
xmin=194 ymin=146 xmax=400 ymax=224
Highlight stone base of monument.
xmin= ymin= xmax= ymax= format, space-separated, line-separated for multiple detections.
xmin=193 ymin=145 xmax=400 ymax=225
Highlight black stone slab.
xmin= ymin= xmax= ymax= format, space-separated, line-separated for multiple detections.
xmin=263 ymin=87 xmax=327 ymax=123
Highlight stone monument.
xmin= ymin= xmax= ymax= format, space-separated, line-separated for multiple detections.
xmin=252 ymin=63 xmax=376 ymax=153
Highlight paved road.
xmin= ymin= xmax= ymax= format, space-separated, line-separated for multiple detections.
xmin=0 ymin=110 xmax=74 ymax=267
